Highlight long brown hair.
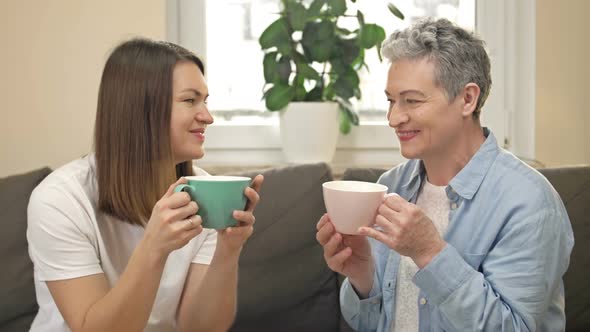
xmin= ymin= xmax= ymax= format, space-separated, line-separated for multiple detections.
xmin=94 ymin=38 xmax=205 ymax=226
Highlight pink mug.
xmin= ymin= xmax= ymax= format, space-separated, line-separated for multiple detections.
xmin=322 ymin=180 xmax=388 ymax=234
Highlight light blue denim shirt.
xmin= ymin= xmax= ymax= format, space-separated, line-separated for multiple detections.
xmin=340 ymin=129 xmax=574 ymax=332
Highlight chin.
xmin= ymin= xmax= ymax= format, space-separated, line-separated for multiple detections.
xmin=175 ymin=149 xmax=205 ymax=163
xmin=399 ymin=147 xmax=422 ymax=160
xmin=192 ymin=149 xmax=205 ymax=160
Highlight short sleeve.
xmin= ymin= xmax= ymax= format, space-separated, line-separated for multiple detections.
xmin=27 ymin=184 xmax=103 ymax=281
xmin=191 ymin=229 xmax=217 ymax=265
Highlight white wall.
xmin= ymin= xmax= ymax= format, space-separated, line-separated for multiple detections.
xmin=536 ymin=0 xmax=590 ymax=166
xmin=1 ymin=0 xmax=588 ymax=177
xmin=0 ymin=0 xmax=166 ymax=177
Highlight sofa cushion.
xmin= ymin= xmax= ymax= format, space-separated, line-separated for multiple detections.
xmin=0 ymin=167 xmax=51 ymax=330
xmin=228 ymin=163 xmax=342 ymax=332
xmin=538 ymin=166 xmax=590 ymax=332
xmin=343 ymin=165 xmax=590 ymax=332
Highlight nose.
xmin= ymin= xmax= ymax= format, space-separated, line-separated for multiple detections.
xmin=196 ymin=105 xmax=214 ymax=125
xmin=387 ymin=105 xmax=409 ymax=128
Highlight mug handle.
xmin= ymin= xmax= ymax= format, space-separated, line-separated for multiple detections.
xmin=174 ymin=184 xmax=196 ymax=198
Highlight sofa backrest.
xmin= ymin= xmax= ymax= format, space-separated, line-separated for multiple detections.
xmin=342 ymin=165 xmax=590 ymax=332
xmin=229 ymin=163 xmax=346 ymax=332
xmin=0 ymin=167 xmax=52 ymax=332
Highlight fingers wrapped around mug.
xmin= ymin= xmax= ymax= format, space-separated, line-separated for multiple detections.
xmin=244 ymin=174 xmax=264 ymax=212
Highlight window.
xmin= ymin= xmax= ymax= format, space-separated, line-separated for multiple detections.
xmin=167 ymin=0 xmax=536 ymax=166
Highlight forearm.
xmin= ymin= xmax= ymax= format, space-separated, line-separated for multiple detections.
xmin=180 ymin=248 xmax=240 ymax=332
xmin=79 ymin=240 xmax=166 ymax=332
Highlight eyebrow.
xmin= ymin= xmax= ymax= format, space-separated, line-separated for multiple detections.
xmin=384 ymin=89 xmax=426 ymax=97
xmin=180 ymin=88 xmax=209 ymax=98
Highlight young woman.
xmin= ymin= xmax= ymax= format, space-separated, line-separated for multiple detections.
xmin=27 ymin=38 xmax=263 ymax=332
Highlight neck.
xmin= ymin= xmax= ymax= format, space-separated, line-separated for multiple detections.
xmin=423 ymin=123 xmax=486 ymax=186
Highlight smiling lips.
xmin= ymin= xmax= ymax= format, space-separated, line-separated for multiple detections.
xmin=190 ymin=128 xmax=205 ymax=141
xmin=396 ymin=130 xmax=420 ymax=141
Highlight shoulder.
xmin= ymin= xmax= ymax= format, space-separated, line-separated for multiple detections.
xmin=28 ymin=156 xmax=97 ymax=231
xmin=476 ymin=150 xmax=570 ymax=236
xmin=377 ymin=159 xmax=419 ymax=189
xmin=489 ymin=150 xmax=562 ymax=208
xmin=31 ymin=156 xmax=95 ymax=203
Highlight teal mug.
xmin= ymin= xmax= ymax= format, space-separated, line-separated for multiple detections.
xmin=174 ymin=176 xmax=252 ymax=229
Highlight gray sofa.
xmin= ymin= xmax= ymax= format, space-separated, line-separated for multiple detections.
xmin=1 ymin=163 xmax=588 ymax=331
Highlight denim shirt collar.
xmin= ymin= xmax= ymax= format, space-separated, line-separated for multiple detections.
xmin=401 ymin=128 xmax=499 ymax=201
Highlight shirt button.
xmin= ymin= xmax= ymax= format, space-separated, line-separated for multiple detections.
xmin=420 ymin=298 xmax=427 ymax=305
xmin=451 ymin=202 xmax=458 ymax=209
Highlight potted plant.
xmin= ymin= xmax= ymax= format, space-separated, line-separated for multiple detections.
xmin=259 ymin=0 xmax=403 ymax=163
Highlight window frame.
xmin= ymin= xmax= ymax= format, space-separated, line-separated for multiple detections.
xmin=167 ymin=0 xmax=536 ymax=167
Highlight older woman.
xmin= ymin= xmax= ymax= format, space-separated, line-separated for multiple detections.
xmin=317 ymin=18 xmax=573 ymax=331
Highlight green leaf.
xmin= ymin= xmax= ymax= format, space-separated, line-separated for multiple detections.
xmin=333 ymin=69 xmax=359 ymax=100
xmin=336 ymin=97 xmax=360 ymax=126
xmin=328 ymin=0 xmax=346 ymax=16
xmin=288 ymin=2 xmax=307 ymax=31
xmin=351 ymin=47 xmax=365 ymax=70
xmin=302 ymin=21 xmax=335 ymax=62
xmin=297 ymin=63 xmax=321 ymax=81
xmin=308 ymin=0 xmax=326 ymax=18
xmin=277 ymin=56 xmax=292 ymax=83
xmin=329 ymin=58 xmax=348 ymax=75
xmin=339 ymin=109 xmax=352 ymax=134
xmin=377 ymin=41 xmax=383 ymax=62
xmin=293 ymin=76 xmax=307 ymax=101
xmin=336 ymin=38 xmax=361 ymax=65
xmin=324 ymin=83 xmax=336 ymax=100
xmin=333 ymin=80 xmax=354 ymax=99
xmin=259 ymin=17 xmax=291 ymax=51
xmin=358 ymin=23 xmax=386 ymax=49
xmin=388 ymin=3 xmax=405 ymax=20
xmin=265 ymin=84 xmax=295 ymax=111
xmin=292 ymin=51 xmax=307 ymax=64
xmin=263 ymin=52 xmax=279 ymax=83
xmin=336 ymin=27 xmax=353 ymax=36
xmin=356 ymin=10 xmax=365 ymax=26
xmin=305 ymin=86 xmax=323 ymax=101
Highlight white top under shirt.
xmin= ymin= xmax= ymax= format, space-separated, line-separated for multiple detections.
xmin=26 ymin=155 xmax=217 ymax=332
xmin=392 ymin=179 xmax=450 ymax=332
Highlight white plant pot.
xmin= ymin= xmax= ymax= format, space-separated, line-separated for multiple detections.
xmin=279 ymin=101 xmax=340 ymax=164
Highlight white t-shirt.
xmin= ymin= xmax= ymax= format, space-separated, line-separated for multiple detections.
xmin=26 ymin=155 xmax=217 ymax=332
xmin=392 ymin=179 xmax=450 ymax=332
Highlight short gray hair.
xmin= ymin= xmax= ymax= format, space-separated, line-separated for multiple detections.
xmin=381 ymin=18 xmax=491 ymax=118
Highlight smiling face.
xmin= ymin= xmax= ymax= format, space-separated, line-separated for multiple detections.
xmin=170 ymin=60 xmax=213 ymax=164
xmin=385 ymin=57 xmax=471 ymax=161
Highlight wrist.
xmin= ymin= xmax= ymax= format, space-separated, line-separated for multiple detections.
xmin=413 ymin=240 xmax=446 ymax=269
xmin=137 ymin=238 xmax=168 ymax=268
xmin=349 ymin=265 xmax=375 ymax=299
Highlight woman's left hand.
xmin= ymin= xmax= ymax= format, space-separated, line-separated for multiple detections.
xmin=216 ymin=174 xmax=264 ymax=254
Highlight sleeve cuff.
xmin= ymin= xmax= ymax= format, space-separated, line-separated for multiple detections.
xmin=340 ymin=274 xmax=383 ymax=329
xmin=413 ymin=244 xmax=475 ymax=305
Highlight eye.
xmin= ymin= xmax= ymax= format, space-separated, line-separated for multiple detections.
xmin=184 ymin=98 xmax=195 ymax=105
xmin=405 ymin=98 xmax=422 ymax=104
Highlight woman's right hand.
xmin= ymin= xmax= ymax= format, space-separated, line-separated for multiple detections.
xmin=316 ymin=213 xmax=375 ymax=298
xmin=143 ymin=178 xmax=203 ymax=260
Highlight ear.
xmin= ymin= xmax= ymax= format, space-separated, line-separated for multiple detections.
xmin=461 ymin=83 xmax=481 ymax=117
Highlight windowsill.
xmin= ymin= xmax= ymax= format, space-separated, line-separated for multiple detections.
xmin=199 ymin=162 xmax=396 ymax=179
xmin=198 ymin=122 xmax=403 ymax=165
